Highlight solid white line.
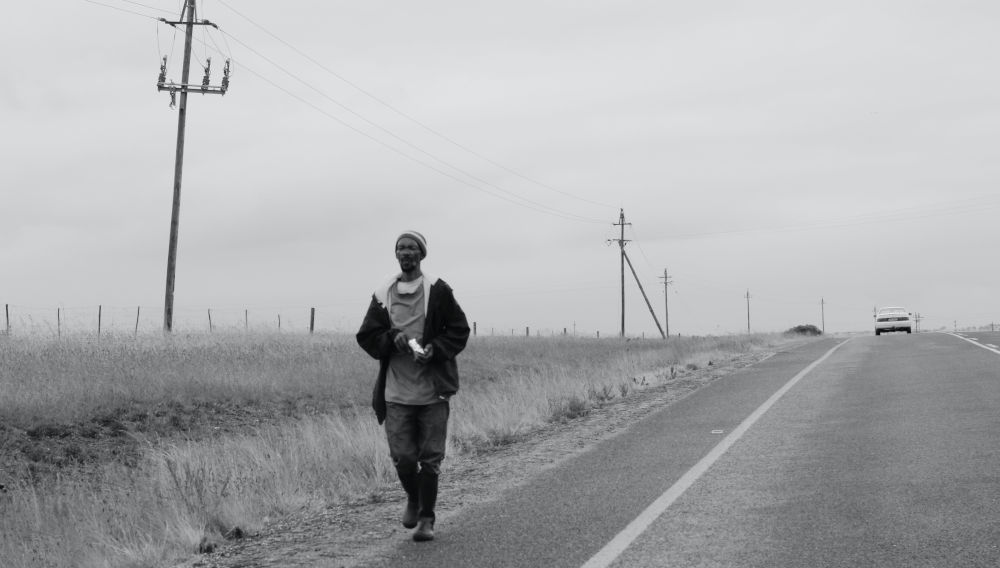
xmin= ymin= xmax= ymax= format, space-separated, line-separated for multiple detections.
xmin=580 ymin=339 xmax=851 ymax=568
xmin=988 ymin=344 xmax=999 ymax=349
xmin=948 ymin=333 xmax=1000 ymax=355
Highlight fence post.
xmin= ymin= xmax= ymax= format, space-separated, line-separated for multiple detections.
xmin=525 ymin=326 xmax=529 ymax=337
xmin=135 ymin=306 xmax=140 ymax=337
xmin=245 ymin=309 xmax=249 ymax=331
xmin=4 ymin=304 xmax=9 ymax=335
xmin=310 ymin=307 xmax=316 ymax=334
xmin=473 ymin=322 xmax=477 ymax=336
xmin=98 ymin=305 xmax=102 ymax=339
xmin=208 ymin=309 xmax=213 ymax=333
xmin=278 ymin=314 xmax=282 ymax=331
xmin=58 ymin=308 xmax=61 ymax=338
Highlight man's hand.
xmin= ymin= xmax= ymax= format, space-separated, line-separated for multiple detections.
xmin=393 ymin=331 xmax=411 ymax=354
xmin=414 ymin=343 xmax=434 ymax=364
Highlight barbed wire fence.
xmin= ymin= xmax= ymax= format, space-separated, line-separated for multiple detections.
xmin=0 ymin=304 xmax=366 ymax=338
xmin=0 ymin=304 xmax=618 ymax=340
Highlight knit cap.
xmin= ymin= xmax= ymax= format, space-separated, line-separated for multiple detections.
xmin=396 ymin=230 xmax=427 ymax=259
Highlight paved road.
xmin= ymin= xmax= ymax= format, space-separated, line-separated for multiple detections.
xmin=366 ymin=334 xmax=1000 ymax=567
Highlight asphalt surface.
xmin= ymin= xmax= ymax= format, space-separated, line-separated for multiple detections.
xmin=365 ymin=333 xmax=1000 ymax=567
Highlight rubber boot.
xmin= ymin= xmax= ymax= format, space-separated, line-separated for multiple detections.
xmin=413 ymin=468 xmax=438 ymax=541
xmin=398 ymin=471 xmax=420 ymax=529
xmin=413 ymin=517 xmax=435 ymax=542
xmin=416 ymin=468 xmax=439 ymax=522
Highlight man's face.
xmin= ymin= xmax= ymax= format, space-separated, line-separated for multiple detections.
xmin=396 ymin=237 xmax=422 ymax=272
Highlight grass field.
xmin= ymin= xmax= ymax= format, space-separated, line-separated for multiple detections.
xmin=0 ymin=331 xmax=798 ymax=568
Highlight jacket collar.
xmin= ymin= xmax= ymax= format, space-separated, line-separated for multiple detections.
xmin=374 ymin=271 xmax=438 ymax=313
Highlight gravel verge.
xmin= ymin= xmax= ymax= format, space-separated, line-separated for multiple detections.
xmin=181 ymin=349 xmax=776 ymax=568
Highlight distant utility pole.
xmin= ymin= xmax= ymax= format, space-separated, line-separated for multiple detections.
xmin=745 ymin=289 xmax=751 ymax=334
xmin=821 ymin=297 xmax=825 ymax=334
xmin=157 ymin=0 xmax=231 ymax=332
xmin=609 ymin=209 xmax=631 ymax=337
xmin=660 ymin=268 xmax=673 ymax=337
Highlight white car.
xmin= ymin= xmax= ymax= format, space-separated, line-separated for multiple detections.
xmin=874 ymin=307 xmax=913 ymax=335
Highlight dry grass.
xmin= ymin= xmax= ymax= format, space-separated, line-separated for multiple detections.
xmin=0 ymin=331 xmax=792 ymax=568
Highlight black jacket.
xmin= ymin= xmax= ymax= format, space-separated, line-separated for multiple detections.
xmin=356 ymin=273 xmax=470 ymax=424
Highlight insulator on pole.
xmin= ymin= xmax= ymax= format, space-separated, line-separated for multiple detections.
xmin=221 ymin=59 xmax=231 ymax=94
xmin=201 ymin=57 xmax=212 ymax=90
xmin=157 ymin=56 xmax=168 ymax=87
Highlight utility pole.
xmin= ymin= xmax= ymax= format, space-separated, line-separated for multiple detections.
xmin=157 ymin=0 xmax=231 ymax=332
xmin=609 ymin=209 xmax=631 ymax=337
xmin=660 ymin=268 xmax=673 ymax=337
xmin=821 ymin=297 xmax=825 ymax=334
xmin=745 ymin=289 xmax=751 ymax=334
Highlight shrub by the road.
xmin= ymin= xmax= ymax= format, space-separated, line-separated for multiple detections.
xmin=784 ymin=324 xmax=823 ymax=336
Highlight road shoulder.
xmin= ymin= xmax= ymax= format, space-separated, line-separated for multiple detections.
xmin=184 ymin=339 xmax=825 ymax=568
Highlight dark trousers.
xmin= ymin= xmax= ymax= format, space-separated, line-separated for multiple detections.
xmin=385 ymin=401 xmax=449 ymax=520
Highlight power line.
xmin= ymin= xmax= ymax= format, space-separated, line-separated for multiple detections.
xmin=91 ymin=0 xmax=614 ymax=223
xmin=214 ymin=0 xmax=617 ymax=210
xmin=627 ymin=224 xmax=660 ymax=274
xmin=118 ymin=0 xmax=176 ymax=15
xmin=216 ymin=28 xmax=608 ymax=224
xmin=207 ymin=30 xmax=607 ymax=224
xmin=660 ymin=194 xmax=1000 ymax=240
xmin=83 ymin=0 xmax=160 ymax=20
xmin=225 ymin=55 xmax=605 ymax=224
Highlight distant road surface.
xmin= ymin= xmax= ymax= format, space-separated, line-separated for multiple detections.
xmin=366 ymin=333 xmax=1000 ymax=568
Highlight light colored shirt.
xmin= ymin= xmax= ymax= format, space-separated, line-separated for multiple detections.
xmin=385 ymin=278 xmax=438 ymax=405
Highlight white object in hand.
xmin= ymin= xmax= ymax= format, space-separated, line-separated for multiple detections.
xmin=408 ymin=338 xmax=426 ymax=355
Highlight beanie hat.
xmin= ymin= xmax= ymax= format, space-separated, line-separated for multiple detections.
xmin=396 ymin=230 xmax=427 ymax=259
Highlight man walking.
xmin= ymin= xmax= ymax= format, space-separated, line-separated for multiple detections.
xmin=356 ymin=230 xmax=470 ymax=542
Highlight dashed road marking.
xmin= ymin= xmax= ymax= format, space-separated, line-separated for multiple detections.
xmin=948 ymin=333 xmax=1000 ymax=356
xmin=580 ymin=339 xmax=851 ymax=568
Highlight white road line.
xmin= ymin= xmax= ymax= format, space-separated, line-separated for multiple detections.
xmin=580 ymin=339 xmax=851 ymax=568
xmin=948 ymin=333 xmax=1000 ymax=355
xmin=988 ymin=344 xmax=999 ymax=349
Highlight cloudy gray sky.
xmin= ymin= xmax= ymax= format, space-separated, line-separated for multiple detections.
xmin=3 ymin=1 xmax=999 ymax=337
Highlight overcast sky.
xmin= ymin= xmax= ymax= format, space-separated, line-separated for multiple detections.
xmin=3 ymin=1 xmax=999 ymax=337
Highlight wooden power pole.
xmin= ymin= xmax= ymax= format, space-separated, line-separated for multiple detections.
xmin=660 ymin=268 xmax=673 ymax=337
xmin=610 ymin=209 xmax=631 ymax=337
xmin=745 ymin=289 xmax=751 ymax=334
xmin=821 ymin=297 xmax=826 ymax=334
xmin=607 ymin=210 xmax=665 ymax=339
xmin=157 ymin=0 xmax=231 ymax=332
